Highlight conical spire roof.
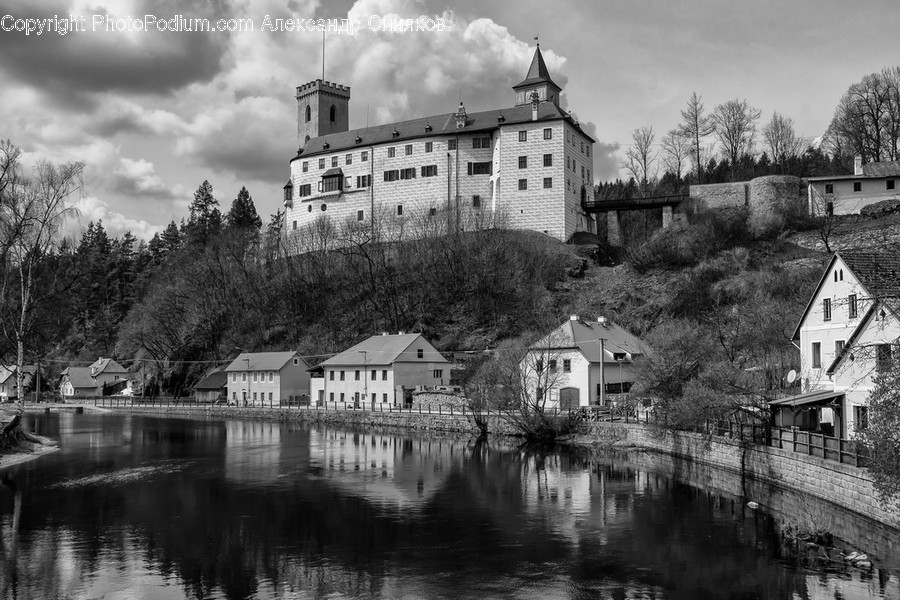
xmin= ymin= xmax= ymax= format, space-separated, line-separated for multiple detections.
xmin=513 ymin=45 xmax=560 ymax=91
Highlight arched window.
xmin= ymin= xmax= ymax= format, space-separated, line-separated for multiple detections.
xmin=305 ymin=105 xmax=311 ymax=122
xmin=305 ymin=135 xmax=310 ymax=144
xmin=329 ymin=105 xmax=336 ymax=122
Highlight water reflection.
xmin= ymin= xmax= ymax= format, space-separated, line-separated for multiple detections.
xmin=0 ymin=412 xmax=897 ymax=599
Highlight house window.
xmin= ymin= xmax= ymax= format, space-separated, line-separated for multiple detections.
xmin=825 ymin=183 xmax=834 ymax=194
xmin=340 ymin=370 xmax=345 ymax=381
xmin=425 ymin=142 xmax=433 ymax=153
xmin=518 ymin=179 xmax=528 ymax=190
xmin=368 ymin=369 xmax=374 ymax=381
xmin=388 ymin=147 xmax=396 ymax=158
xmin=355 ymin=370 xmax=360 ymax=380
xmin=467 ymin=162 xmax=491 ymax=175
xmin=536 ymin=359 xmax=544 ymax=373
xmin=253 ymin=372 xmax=258 ymax=382
xmin=548 ymin=359 xmax=557 ymax=372
xmin=812 ymin=342 xmax=821 ymax=369
xmin=356 ymin=175 xmax=371 ymax=188
xmin=330 ymin=392 xmax=334 ymax=402
xmin=518 ymin=131 xmax=527 ymax=142
xmin=331 ymin=156 xmax=338 ymax=167
xmin=382 ymin=370 xmax=387 ymax=380
xmin=543 ymin=128 xmax=552 ymax=140
xmin=835 ymin=340 xmax=845 ymax=357
xmin=383 ymin=393 xmax=388 ymax=402
xmin=433 ymin=369 xmax=443 ymax=379
xmin=888 ymin=180 xmax=896 ymax=190
xmin=253 ymin=392 xmax=257 ymax=401
xmin=268 ymin=392 xmax=273 ymax=402
xmin=232 ymin=373 xmax=237 ymax=382
xmin=543 ymin=177 xmax=553 ymax=189
xmin=405 ymin=144 xmax=413 ymax=155
xmin=823 ymin=298 xmax=831 ymax=321
xmin=417 ymin=349 xmax=424 ymax=359
xmin=563 ymin=359 xmax=571 ymax=373
xmin=472 ymin=195 xmax=481 ymax=208
xmin=340 ymin=393 xmax=345 ymax=402
xmin=849 ymin=294 xmax=858 ymax=318
xmin=855 ymin=406 xmax=869 ymax=430
xmin=448 ymin=139 xmax=457 ymax=150
xmin=853 ymin=181 xmax=862 ymax=192
xmin=302 ymin=161 xmax=308 ymax=173
xmin=877 ymin=344 xmax=893 ymax=372
xmin=361 ymin=151 xmax=368 ymax=162
xmin=319 ymin=158 xmax=325 ymax=169
xmin=421 ymin=165 xmax=438 ymax=177
xmin=242 ymin=373 xmax=246 ymax=382
xmin=329 ymin=371 xmax=334 ymax=381
xmin=397 ymin=204 xmax=403 ymax=215
xmin=269 ymin=372 xmax=274 ymax=382
xmin=518 ymin=156 xmax=527 ymax=169
xmin=543 ymin=154 xmax=552 ymax=167
xmin=400 ymin=168 xmax=416 ymax=180
xmin=384 ymin=170 xmax=399 ymax=182
xmin=357 ymin=210 xmax=364 ymax=221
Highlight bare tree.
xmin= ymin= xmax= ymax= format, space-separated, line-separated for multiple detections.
xmin=678 ymin=92 xmax=715 ymax=179
xmin=711 ymin=98 xmax=762 ymax=175
xmin=827 ymin=68 xmax=900 ymax=163
xmin=661 ymin=129 xmax=691 ymax=188
xmin=0 ymin=141 xmax=83 ymax=417
xmin=763 ymin=112 xmax=806 ymax=169
xmin=623 ymin=126 xmax=657 ymax=195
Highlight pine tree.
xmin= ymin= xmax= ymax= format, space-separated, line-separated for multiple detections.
xmin=226 ymin=186 xmax=262 ymax=231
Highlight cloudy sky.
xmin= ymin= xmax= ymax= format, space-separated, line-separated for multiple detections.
xmin=1 ymin=0 xmax=898 ymax=241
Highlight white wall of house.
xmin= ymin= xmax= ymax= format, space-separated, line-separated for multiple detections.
xmin=225 ymin=358 xmax=310 ymax=406
xmin=809 ymin=177 xmax=899 ymax=216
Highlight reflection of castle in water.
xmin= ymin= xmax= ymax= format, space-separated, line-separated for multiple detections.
xmin=309 ymin=428 xmax=461 ymax=509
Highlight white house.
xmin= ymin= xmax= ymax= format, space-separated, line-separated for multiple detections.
xmin=808 ymin=157 xmax=900 ymax=216
xmin=780 ymin=249 xmax=900 ymax=437
xmin=0 ymin=365 xmax=38 ymax=402
xmin=522 ymin=315 xmax=651 ymax=410
xmin=310 ymin=333 xmax=450 ymax=408
xmin=59 ymin=367 xmax=99 ymax=398
xmin=224 ymin=351 xmax=311 ymax=406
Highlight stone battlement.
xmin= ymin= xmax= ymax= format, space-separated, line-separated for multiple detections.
xmin=296 ymin=79 xmax=351 ymax=97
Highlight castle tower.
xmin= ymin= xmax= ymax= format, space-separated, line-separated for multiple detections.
xmin=512 ymin=45 xmax=562 ymax=107
xmin=296 ymin=79 xmax=351 ymax=147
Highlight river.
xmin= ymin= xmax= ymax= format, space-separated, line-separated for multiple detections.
xmin=0 ymin=411 xmax=897 ymax=599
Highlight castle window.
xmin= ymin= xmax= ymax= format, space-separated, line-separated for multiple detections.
xmin=332 ymin=156 xmax=338 ymax=167
xmin=307 ymin=205 xmax=312 ymax=212
xmin=345 ymin=154 xmax=352 ymax=165
xmin=361 ymin=151 xmax=368 ymax=162
xmin=587 ymin=146 xmax=591 ymax=157
xmin=292 ymin=220 xmax=297 ymax=230
xmin=518 ymin=179 xmax=527 ymax=190
xmin=356 ymin=175 xmax=371 ymax=188
xmin=405 ymin=144 xmax=413 ymax=156
xmin=298 ymin=184 xmax=312 ymax=197
xmin=397 ymin=205 xmax=403 ymax=216
xmin=329 ymin=105 xmax=336 ymax=122
xmin=518 ymin=156 xmax=527 ymax=169
xmin=384 ymin=170 xmax=399 ymax=182
xmin=853 ymin=181 xmax=862 ymax=192
xmin=320 ymin=174 xmax=342 ymax=193
xmin=305 ymin=135 xmax=310 ymax=144
xmin=567 ymin=179 xmax=570 ymax=190
xmin=467 ymin=162 xmax=491 ymax=175
xmin=429 ymin=207 xmax=437 ymax=217
xmin=388 ymin=147 xmax=396 ymax=158
xmin=425 ymin=142 xmax=433 ymax=153
xmin=305 ymin=105 xmax=311 ymax=122
xmin=581 ymin=166 xmax=585 ymax=179
xmin=580 ymin=141 xmax=584 ymax=153
xmin=543 ymin=128 xmax=552 ymax=140
xmin=321 ymin=204 xmax=327 ymax=211
xmin=302 ymin=161 xmax=308 ymax=173
xmin=319 ymin=158 xmax=325 ymax=169
xmin=518 ymin=131 xmax=527 ymax=142
xmin=357 ymin=210 xmax=364 ymax=221
xmin=473 ymin=138 xmax=481 ymax=149
xmin=543 ymin=154 xmax=552 ymax=167
xmin=421 ymin=165 xmax=438 ymax=177
xmin=400 ymin=168 xmax=416 ymax=180
xmin=543 ymin=177 xmax=552 ymax=188
xmin=448 ymin=139 xmax=457 ymax=150
xmin=472 ymin=195 xmax=481 ymax=208
xmin=566 ymin=157 xmax=570 ymax=169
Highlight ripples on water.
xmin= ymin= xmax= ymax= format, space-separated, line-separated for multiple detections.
xmin=0 ymin=412 xmax=897 ymax=599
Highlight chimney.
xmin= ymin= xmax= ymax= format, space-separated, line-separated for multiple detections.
xmin=597 ymin=316 xmax=606 ymax=324
xmin=854 ymin=155 xmax=863 ymax=176
xmin=569 ymin=315 xmax=579 ymax=321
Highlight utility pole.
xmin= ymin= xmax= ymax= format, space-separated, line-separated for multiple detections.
xmin=359 ymin=350 xmax=368 ymax=408
xmin=244 ymin=357 xmax=251 ymax=406
xmin=599 ymin=338 xmax=606 ymax=407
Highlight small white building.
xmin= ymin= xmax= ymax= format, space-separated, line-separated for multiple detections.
xmin=783 ymin=250 xmax=900 ymax=437
xmin=224 ymin=352 xmax=311 ymax=406
xmin=807 ymin=158 xmax=899 ymax=216
xmin=310 ymin=333 xmax=450 ymax=408
xmin=522 ymin=315 xmax=651 ymax=410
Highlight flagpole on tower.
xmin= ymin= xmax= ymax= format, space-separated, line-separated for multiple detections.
xmin=322 ymin=29 xmax=326 ymax=80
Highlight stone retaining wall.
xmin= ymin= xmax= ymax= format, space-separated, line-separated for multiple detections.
xmin=576 ymin=422 xmax=900 ymax=533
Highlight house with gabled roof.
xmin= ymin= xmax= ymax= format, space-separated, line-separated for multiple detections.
xmin=88 ymin=357 xmax=129 ymax=395
xmin=60 ymin=366 xmax=99 ymax=398
xmin=310 ymin=333 xmax=450 ymax=408
xmin=0 ymin=365 xmax=39 ymax=402
xmin=522 ymin=315 xmax=651 ymax=410
xmin=808 ymin=157 xmax=900 ymax=216
xmin=193 ymin=370 xmax=228 ymax=404
xmin=778 ymin=248 xmax=900 ymax=437
xmin=224 ymin=351 xmax=310 ymax=406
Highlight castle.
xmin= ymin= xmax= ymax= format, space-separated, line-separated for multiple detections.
xmin=283 ymin=46 xmax=596 ymax=249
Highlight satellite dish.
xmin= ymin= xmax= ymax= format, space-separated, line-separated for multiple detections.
xmin=786 ymin=370 xmax=797 ymax=384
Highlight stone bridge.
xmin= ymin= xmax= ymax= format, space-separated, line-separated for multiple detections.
xmin=581 ymin=193 xmax=687 ymax=246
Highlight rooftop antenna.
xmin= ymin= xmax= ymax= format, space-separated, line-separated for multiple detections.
xmin=321 ymin=29 xmax=326 ymax=80
xmin=366 ymin=104 xmax=369 ymax=128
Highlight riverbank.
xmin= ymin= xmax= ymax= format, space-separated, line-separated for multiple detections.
xmin=0 ymin=445 xmax=59 ymax=470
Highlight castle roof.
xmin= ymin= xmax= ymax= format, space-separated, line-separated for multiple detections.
xmin=292 ymin=101 xmax=592 ymax=162
xmin=513 ymin=46 xmax=561 ymax=91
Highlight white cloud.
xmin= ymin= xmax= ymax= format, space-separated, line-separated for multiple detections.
xmin=66 ymin=195 xmax=161 ymax=241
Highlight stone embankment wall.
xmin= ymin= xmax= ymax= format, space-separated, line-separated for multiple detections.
xmin=577 ymin=422 xmax=900 ymax=534
xmin=689 ymin=181 xmax=749 ymax=209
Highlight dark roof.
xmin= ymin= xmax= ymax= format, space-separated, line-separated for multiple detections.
xmin=89 ymin=358 xmax=128 ymax=375
xmin=322 ymin=167 xmax=344 ymax=177
xmin=863 ymin=161 xmax=900 ymax=177
xmin=292 ymin=101 xmax=592 ymax=162
xmin=532 ymin=317 xmax=650 ymax=363
xmin=225 ymin=352 xmax=306 ymax=372
xmin=513 ymin=46 xmax=561 ymax=91
xmin=194 ymin=370 xmax=228 ymax=390
xmin=839 ymin=249 xmax=900 ymax=299
xmin=768 ymin=389 xmax=844 ymax=407
xmin=319 ymin=333 xmax=449 ymax=367
xmin=62 ymin=367 xmax=96 ymax=390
